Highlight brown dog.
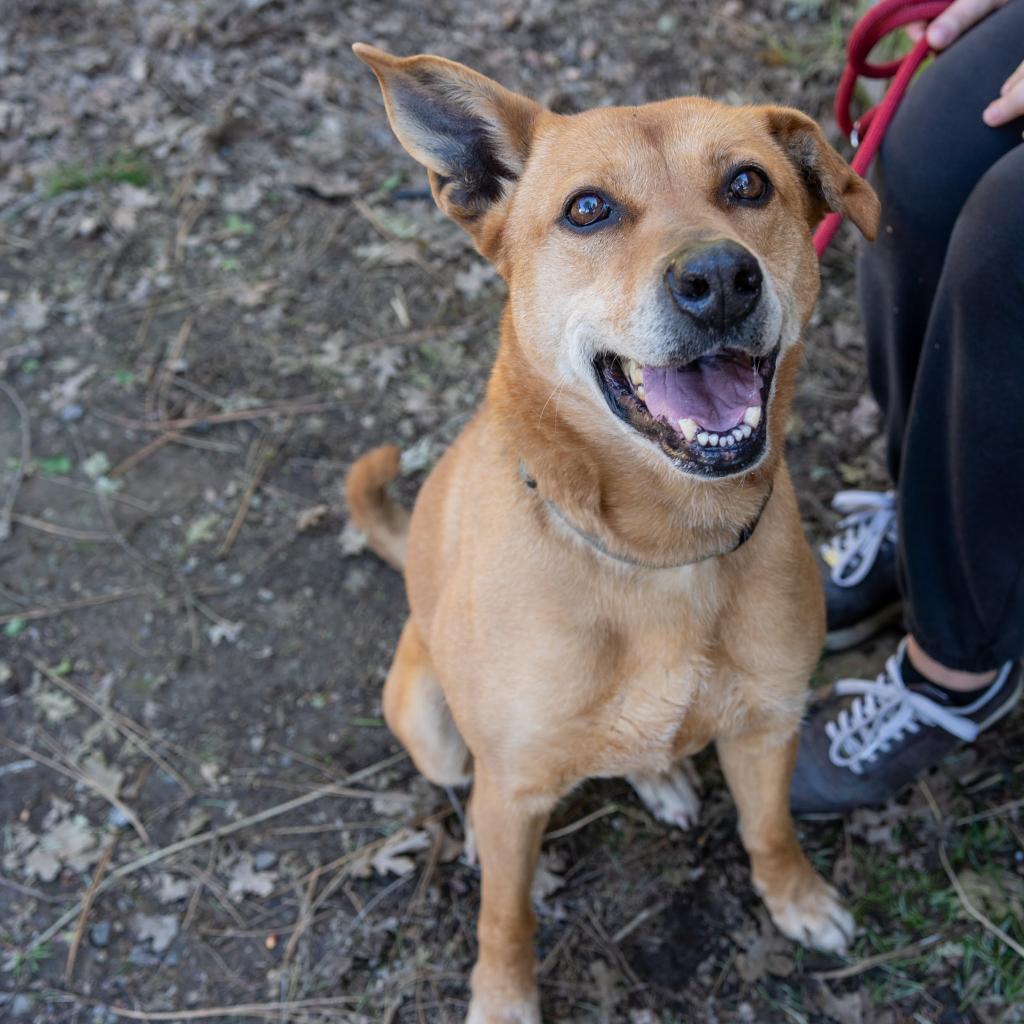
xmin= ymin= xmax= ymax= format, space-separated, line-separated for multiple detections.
xmin=347 ymin=44 xmax=879 ymax=1023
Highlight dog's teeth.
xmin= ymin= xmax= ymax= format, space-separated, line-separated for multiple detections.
xmin=624 ymin=358 xmax=645 ymax=388
xmin=718 ymin=435 xmax=730 ymax=447
xmin=740 ymin=423 xmax=753 ymax=438
xmin=743 ymin=406 xmax=762 ymax=429
xmin=697 ymin=431 xmax=710 ymax=446
xmin=679 ymin=418 xmax=698 ymax=442
xmin=708 ymin=433 xmax=719 ymax=445
xmin=636 ymin=383 xmax=646 ymax=401
xmin=732 ymin=427 xmax=744 ymax=442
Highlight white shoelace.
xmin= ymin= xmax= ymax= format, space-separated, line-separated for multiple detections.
xmin=819 ymin=490 xmax=897 ymax=588
xmin=825 ymin=641 xmax=1013 ymax=773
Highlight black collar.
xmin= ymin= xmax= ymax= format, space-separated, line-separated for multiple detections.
xmin=519 ymin=462 xmax=772 ymax=571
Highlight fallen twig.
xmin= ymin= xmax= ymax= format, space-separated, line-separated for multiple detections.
xmin=0 ymin=872 xmax=68 ymax=904
xmin=154 ymin=315 xmax=193 ymax=418
xmin=23 ymin=750 xmax=407 ymax=953
xmin=108 ymin=431 xmax=182 ymax=479
xmin=939 ymin=841 xmax=1024 ymax=961
xmin=2 ymin=738 xmax=150 ymax=844
xmin=110 ymin=399 xmax=337 ymax=434
xmin=47 ymin=992 xmax=358 ymax=1022
xmin=217 ymin=434 xmax=280 ymax=557
xmin=283 ymin=861 xmax=321 ymax=965
xmin=0 ymin=586 xmax=153 ymax=627
xmin=29 ymin=656 xmax=192 ymax=795
xmin=65 ymin=839 xmax=116 ymax=983
xmin=610 ymin=898 xmax=670 ymax=945
xmin=8 ymin=513 xmax=112 ymax=542
xmin=956 ymin=796 xmax=1024 ymax=826
xmin=813 ymin=931 xmax=948 ymax=980
xmin=0 ymin=379 xmax=31 ymax=540
xmin=545 ymin=803 xmax=619 ymax=841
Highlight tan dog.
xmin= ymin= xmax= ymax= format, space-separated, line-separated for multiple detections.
xmin=347 ymin=44 xmax=879 ymax=1024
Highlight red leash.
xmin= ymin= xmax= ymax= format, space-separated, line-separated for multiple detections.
xmin=813 ymin=0 xmax=952 ymax=256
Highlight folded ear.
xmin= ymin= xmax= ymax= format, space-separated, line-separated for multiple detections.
xmin=761 ymin=107 xmax=880 ymax=242
xmin=353 ymin=44 xmax=541 ymax=261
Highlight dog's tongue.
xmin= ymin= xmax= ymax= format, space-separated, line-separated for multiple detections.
xmin=643 ymin=356 xmax=761 ymax=433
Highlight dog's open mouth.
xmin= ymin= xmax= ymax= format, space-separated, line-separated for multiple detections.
xmin=595 ymin=346 xmax=779 ymax=477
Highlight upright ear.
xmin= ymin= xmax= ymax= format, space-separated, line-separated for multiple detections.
xmin=761 ymin=107 xmax=880 ymax=241
xmin=353 ymin=44 xmax=541 ymax=261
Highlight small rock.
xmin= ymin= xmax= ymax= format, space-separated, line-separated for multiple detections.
xmin=127 ymin=944 xmax=161 ymax=967
xmin=254 ymin=850 xmax=278 ymax=871
xmin=107 ymin=806 xmax=131 ymax=829
xmin=11 ymin=995 xmax=34 ymax=1017
xmin=89 ymin=920 xmax=112 ymax=947
xmin=59 ymin=403 xmax=84 ymax=422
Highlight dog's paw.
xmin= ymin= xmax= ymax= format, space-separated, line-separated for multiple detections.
xmin=766 ymin=877 xmax=854 ymax=954
xmin=628 ymin=761 xmax=702 ymax=830
xmin=466 ymin=990 xmax=540 ymax=1024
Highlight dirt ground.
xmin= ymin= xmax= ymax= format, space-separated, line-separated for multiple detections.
xmin=2 ymin=1 xmax=1023 ymax=1022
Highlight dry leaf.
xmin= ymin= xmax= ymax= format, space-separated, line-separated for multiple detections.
xmin=366 ymin=345 xmax=406 ymax=390
xmin=733 ymin=910 xmax=796 ymax=982
xmin=339 ymin=520 xmax=367 ymax=557
xmin=296 ymin=504 xmax=329 ymax=532
xmin=80 ymin=753 xmax=124 ymax=796
xmin=134 ymin=912 xmax=179 ymax=952
xmin=531 ymin=850 xmax=566 ymax=904
xmin=156 ymin=873 xmax=192 ymax=904
xmin=813 ymin=980 xmax=867 ymax=1024
xmin=227 ymin=853 xmax=277 ymax=899
xmin=351 ymin=828 xmax=431 ymax=879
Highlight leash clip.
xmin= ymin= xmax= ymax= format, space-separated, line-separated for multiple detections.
xmin=850 ymin=124 xmax=860 ymax=148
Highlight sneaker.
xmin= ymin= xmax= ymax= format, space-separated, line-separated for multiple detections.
xmin=819 ymin=490 xmax=902 ymax=652
xmin=791 ymin=640 xmax=1022 ymax=816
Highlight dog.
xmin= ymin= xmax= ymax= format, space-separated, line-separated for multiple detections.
xmin=346 ymin=43 xmax=879 ymax=1024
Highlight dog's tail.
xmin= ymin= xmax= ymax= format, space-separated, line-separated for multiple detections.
xmin=344 ymin=445 xmax=409 ymax=572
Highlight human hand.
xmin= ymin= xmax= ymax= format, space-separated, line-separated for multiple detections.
xmin=984 ymin=58 xmax=1024 ymax=130
xmin=904 ymin=0 xmax=1022 ymax=134
xmin=904 ymin=0 xmax=1011 ymax=49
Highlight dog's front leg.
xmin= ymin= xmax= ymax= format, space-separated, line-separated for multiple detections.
xmin=467 ymin=767 xmax=552 ymax=1024
xmin=716 ymin=727 xmax=854 ymax=953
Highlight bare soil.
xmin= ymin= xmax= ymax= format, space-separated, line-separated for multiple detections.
xmin=2 ymin=2 xmax=1022 ymax=1023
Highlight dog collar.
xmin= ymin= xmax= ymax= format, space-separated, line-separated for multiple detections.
xmin=519 ymin=462 xmax=772 ymax=571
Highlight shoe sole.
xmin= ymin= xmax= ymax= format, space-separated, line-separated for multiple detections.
xmin=824 ymin=600 xmax=904 ymax=653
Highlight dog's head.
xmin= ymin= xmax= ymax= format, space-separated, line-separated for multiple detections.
xmin=355 ymin=45 xmax=878 ymax=481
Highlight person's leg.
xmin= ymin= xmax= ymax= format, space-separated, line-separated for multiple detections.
xmin=820 ymin=0 xmax=1024 ymax=654
xmin=901 ymin=142 xmax=1024 ymax=674
xmin=792 ymin=87 xmax=1024 ymax=818
xmin=858 ymin=0 xmax=1024 ymax=481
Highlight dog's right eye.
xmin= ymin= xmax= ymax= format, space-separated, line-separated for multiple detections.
xmin=565 ymin=192 xmax=613 ymax=229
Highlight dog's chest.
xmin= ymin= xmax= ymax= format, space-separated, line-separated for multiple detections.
xmin=583 ymin=648 xmax=726 ymax=777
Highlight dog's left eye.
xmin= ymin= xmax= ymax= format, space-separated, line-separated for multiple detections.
xmin=565 ymin=192 xmax=613 ymax=228
xmin=727 ymin=168 xmax=771 ymax=204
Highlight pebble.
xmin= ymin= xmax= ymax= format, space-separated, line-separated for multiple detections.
xmin=107 ymin=806 xmax=131 ymax=829
xmin=254 ymin=850 xmax=277 ymax=870
xmin=59 ymin=403 xmax=84 ymax=422
xmin=10 ymin=995 xmax=34 ymax=1017
xmin=129 ymin=942 xmax=160 ymax=966
xmin=89 ymin=920 xmax=112 ymax=947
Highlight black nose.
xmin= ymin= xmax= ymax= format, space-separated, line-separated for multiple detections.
xmin=666 ymin=241 xmax=763 ymax=330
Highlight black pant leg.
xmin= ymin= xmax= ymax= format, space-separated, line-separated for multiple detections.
xmin=857 ymin=0 xmax=1024 ymax=481
xmin=899 ymin=144 xmax=1024 ymax=671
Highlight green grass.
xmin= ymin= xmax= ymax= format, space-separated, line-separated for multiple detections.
xmin=9 ymin=942 xmax=53 ymax=981
xmin=847 ymin=821 xmax=1024 ymax=1011
xmin=45 ymin=149 xmax=150 ymax=197
xmin=36 ymin=454 xmax=71 ymax=476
